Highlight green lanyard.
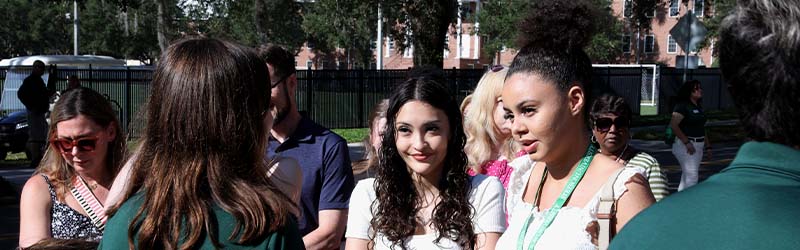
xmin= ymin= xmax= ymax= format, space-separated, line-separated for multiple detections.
xmin=516 ymin=144 xmax=597 ymax=250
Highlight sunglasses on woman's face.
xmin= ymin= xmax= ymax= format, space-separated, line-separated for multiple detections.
xmin=50 ymin=137 xmax=99 ymax=154
xmin=594 ymin=117 xmax=629 ymax=132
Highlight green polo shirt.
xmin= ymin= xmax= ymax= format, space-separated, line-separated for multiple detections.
xmin=99 ymin=192 xmax=305 ymax=250
xmin=610 ymin=141 xmax=800 ymax=249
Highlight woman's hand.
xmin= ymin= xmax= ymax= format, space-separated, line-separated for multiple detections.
xmin=685 ymin=142 xmax=696 ymax=155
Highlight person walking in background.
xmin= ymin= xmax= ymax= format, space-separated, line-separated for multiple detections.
xmin=463 ymin=65 xmax=520 ymax=190
xmin=99 ymin=37 xmax=303 ymax=249
xmin=351 ymin=99 xmax=389 ymax=182
xmin=67 ymin=75 xmax=81 ymax=90
xmin=669 ymin=79 xmax=710 ymax=191
xmin=19 ymin=87 xmax=127 ymax=248
xmin=496 ymin=1 xmax=654 ymax=249
xmin=610 ymin=0 xmax=800 ymax=248
xmin=18 ymin=60 xmax=56 ymax=168
xmin=590 ymin=95 xmax=669 ymax=201
xmin=258 ymin=44 xmax=354 ymax=250
xmin=345 ymin=73 xmax=506 ymax=250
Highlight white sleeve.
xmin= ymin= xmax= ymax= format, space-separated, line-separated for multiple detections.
xmin=471 ymin=176 xmax=507 ymax=234
xmin=345 ymin=179 xmax=376 ymax=240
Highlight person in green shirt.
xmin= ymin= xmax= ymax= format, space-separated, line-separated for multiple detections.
xmin=99 ymin=37 xmax=304 ymax=250
xmin=669 ymin=79 xmax=710 ymax=191
xmin=610 ymin=0 xmax=800 ymax=249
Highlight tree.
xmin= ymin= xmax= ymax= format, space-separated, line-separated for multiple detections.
xmin=381 ymin=0 xmax=458 ymax=67
xmin=474 ymin=0 xmax=529 ymax=61
xmin=303 ymin=0 xmax=378 ymax=68
xmin=253 ymin=0 xmax=305 ymax=51
xmin=478 ymin=0 xmax=656 ymax=63
xmin=699 ymin=0 xmax=734 ymax=56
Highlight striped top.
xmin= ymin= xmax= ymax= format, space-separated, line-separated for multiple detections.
xmin=625 ymin=151 xmax=669 ymax=201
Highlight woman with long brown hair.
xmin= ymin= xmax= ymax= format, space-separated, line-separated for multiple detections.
xmin=19 ymin=87 xmax=127 ymax=248
xmin=99 ymin=37 xmax=303 ymax=249
xmin=345 ymin=73 xmax=506 ymax=250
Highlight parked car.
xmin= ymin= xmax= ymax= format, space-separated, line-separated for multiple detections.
xmin=0 ymin=111 xmax=30 ymax=160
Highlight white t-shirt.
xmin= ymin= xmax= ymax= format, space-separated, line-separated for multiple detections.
xmin=346 ymin=175 xmax=506 ymax=249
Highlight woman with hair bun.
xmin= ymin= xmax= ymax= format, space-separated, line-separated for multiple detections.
xmin=496 ymin=1 xmax=654 ymax=249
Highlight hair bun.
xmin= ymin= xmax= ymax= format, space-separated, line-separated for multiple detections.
xmin=516 ymin=0 xmax=598 ymax=51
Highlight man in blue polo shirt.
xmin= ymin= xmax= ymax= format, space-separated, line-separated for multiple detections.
xmin=258 ymin=45 xmax=354 ymax=250
xmin=610 ymin=0 xmax=800 ymax=249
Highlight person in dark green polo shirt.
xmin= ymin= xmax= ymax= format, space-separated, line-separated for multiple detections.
xmin=610 ymin=0 xmax=800 ymax=249
xmin=99 ymin=37 xmax=304 ymax=250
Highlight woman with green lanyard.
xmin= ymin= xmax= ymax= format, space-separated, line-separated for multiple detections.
xmin=495 ymin=1 xmax=655 ymax=249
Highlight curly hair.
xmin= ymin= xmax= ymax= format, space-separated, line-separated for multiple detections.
xmin=507 ymin=0 xmax=598 ymax=113
xmin=372 ymin=73 xmax=475 ymax=249
xmin=719 ymin=0 xmax=800 ymax=146
xmin=589 ymin=94 xmax=633 ymax=125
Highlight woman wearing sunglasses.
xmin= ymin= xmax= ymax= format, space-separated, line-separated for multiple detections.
xmin=495 ymin=1 xmax=654 ymax=249
xmin=670 ymin=80 xmax=709 ymax=191
xmin=19 ymin=87 xmax=127 ymax=248
xmin=98 ymin=37 xmax=302 ymax=249
xmin=590 ymin=95 xmax=669 ymax=201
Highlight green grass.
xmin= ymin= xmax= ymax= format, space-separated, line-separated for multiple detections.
xmin=639 ymin=105 xmax=658 ymax=116
xmin=331 ymin=128 xmax=369 ymax=143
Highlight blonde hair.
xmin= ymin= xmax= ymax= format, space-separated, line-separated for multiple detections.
xmin=463 ymin=67 xmax=518 ymax=172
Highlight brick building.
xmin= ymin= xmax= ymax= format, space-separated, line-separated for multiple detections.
xmin=294 ymin=0 xmax=715 ymax=69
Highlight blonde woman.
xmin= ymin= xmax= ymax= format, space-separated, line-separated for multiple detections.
xmin=464 ymin=65 xmax=520 ymax=189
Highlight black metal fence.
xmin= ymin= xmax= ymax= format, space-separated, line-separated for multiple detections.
xmin=0 ymin=66 xmax=730 ymax=136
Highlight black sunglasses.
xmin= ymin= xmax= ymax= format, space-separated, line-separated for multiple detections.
xmin=490 ymin=64 xmax=504 ymax=72
xmin=594 ymin=117 xmax=629 ymax=132
xmin=270 ymin=74 xmax=289 ymax=89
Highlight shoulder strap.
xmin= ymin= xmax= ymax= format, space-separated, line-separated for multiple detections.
xmin=40 ymin=174 xmax=56 ymax=201
xmin=597 ymin=167 xmax=625 ymax=250
xmin=70 ymin=176 xmax=107 ymax=230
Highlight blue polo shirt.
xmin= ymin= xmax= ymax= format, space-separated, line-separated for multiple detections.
xmin=267 ymin=115 xmax=354 ymax=236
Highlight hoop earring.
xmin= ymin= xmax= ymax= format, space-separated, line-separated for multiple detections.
xmin=590 ymin=135 xmax=598 ymax=144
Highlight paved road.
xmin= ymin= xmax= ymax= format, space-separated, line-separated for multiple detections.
xmin=0 ymin=139 xmax=742 ymax=249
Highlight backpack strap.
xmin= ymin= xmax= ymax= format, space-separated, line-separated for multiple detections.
xmin=70 ymin=176 xmax=107 ymax=230
xmin=597 ymin=167 xmax=625 ymax=250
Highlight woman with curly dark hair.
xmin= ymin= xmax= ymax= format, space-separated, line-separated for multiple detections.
xmin=345 ymin=73 xmax=506 ymax=250
xmin=496 ymin=0 xmax=654 ymax=249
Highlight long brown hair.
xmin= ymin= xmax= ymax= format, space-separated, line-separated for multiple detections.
xmin=352 ymin=99 xmax=389 ymax=175
xmin=110 ymin=37 xmax=294 ymax=249
xmin=374 ymin=75 xmax=475 ymax=249
xmin=36 ymin=87 xmax=127 ymax=201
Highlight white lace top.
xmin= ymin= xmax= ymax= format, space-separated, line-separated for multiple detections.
xmin=496 ymin=156 xmax=644 ymax=250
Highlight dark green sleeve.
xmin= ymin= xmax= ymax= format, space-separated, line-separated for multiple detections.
xmin=672 ymin=102 xmax=688 ymax=116
xmin=266 ymin=216 xmax=306 ymax=250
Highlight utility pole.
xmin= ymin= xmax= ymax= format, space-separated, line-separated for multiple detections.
xmin=73 ymin=0 xmax=79 ymax=55
xmin=376 ymin=3 xmax=383 ymax=70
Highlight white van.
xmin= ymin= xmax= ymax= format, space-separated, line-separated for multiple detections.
xmin=0 ymin=55 xmax=126 ymax=113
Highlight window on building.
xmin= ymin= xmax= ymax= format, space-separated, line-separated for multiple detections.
xmin=667 ymin=35 xmax=677 ymax=53
xmin=669 ymin=0 xmax=680 ymax=17
xmin=385 ymin=40 xmax=394 ymax=57
xmin=460 ymin=34 xmax=471 ymax=58
xmin=306 ymin=60 xmax=312 ymax=69
xmin=645 ymin=35 xmax=655 ymax=53
xmin=621 ymin=35 xmax=631 ymax=53
xmin=403 ymin=44 xmax=414 ymax=58
xmin=694 ymin=0 xmax=704 ymax=17
xmin=623 ymin=0 xmax=632 ymax=18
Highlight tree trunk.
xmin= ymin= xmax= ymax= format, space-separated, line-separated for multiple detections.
xmin=254 ymin=0 xmax=267 ymax=44
xmin=407 ymin=0 xmax=455 ymax=68
xmin=155 ymin=0 xmax=170 ymax=52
